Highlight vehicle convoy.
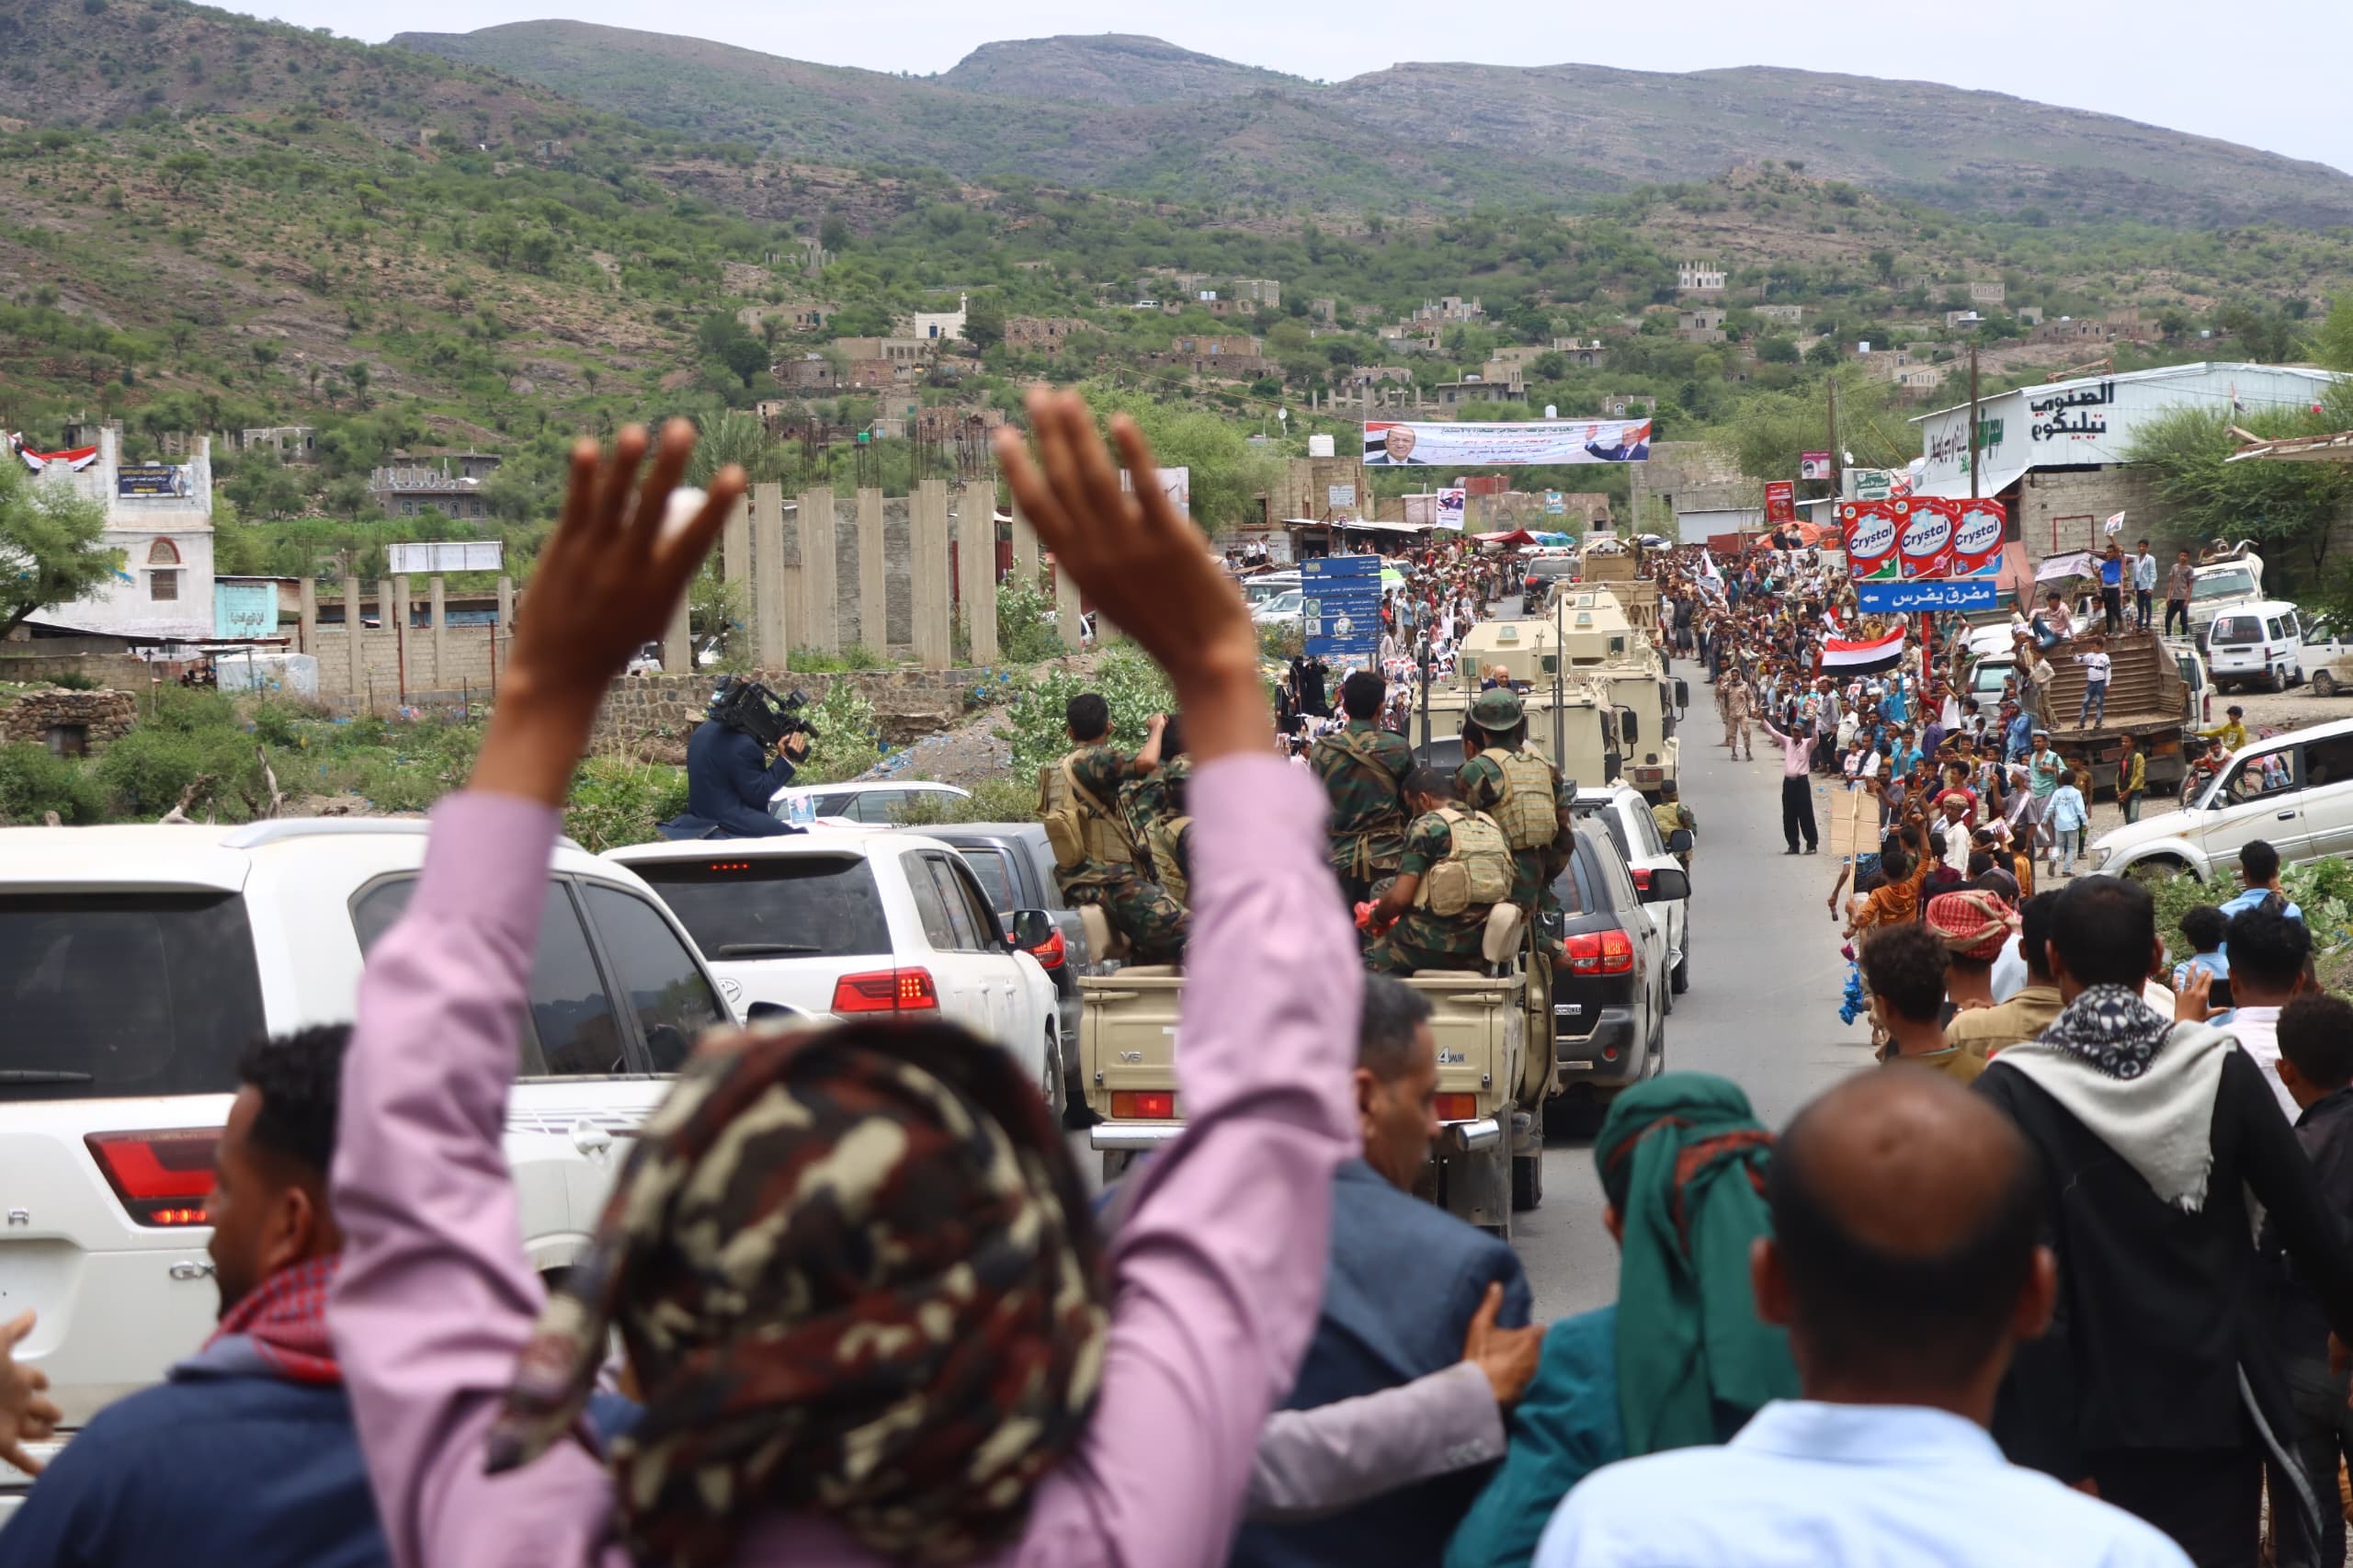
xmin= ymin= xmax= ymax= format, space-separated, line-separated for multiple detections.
xmin=2038 ymin=628 xmax=2200 ymax=796
xmin=1540 ymin=586 xmax=1684 ymax=801
xmin=2091 ymin=716 xmax=2353 ymax=883
xmin=1076 ymin=819 xmax=1687 ymax=1241
xmin=0 ymin=818 xmax=742 ymax=1519
xmin=1415 ymin=621 xmax=1624 ymax=785
xmin=606 ymin=830 xmax=1065 ymax=1115
xmin=2185 ymin=548 xmax=2266 ymax=643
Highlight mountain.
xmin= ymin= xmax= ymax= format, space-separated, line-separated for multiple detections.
xmin=392 ymin=23 xmax=2353 ymax=228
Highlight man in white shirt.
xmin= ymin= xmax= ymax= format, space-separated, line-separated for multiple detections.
xmin=1532 ymin=1070 xmax=2192 ymax=1568
xmin=2213 ymin=903 xmax=2312 ymax=1121
xmin=2075 ymin=637 xmax=2113 ymax=729
xmin=2132 ymin=538 xmax=2160 ymax=631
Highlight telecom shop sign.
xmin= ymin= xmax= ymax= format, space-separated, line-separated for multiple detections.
xmin=1302 ymin=554 xmax=1383 ymax=663
xmin=1842 ymin=496 xmax=2005 ymax=612
xmin=117 ymin=463 xmax=190 ymax=497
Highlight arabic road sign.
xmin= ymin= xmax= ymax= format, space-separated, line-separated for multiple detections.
xmin=1301 ymin=553 xmax=1382 ymax=663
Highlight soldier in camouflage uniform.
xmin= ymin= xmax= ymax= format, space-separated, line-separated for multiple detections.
xmin=1651 ymin=781 xmax=1696 ymax=869
xmin=1455 ymin=687 xmax=1576 ymax=921
xmin=1038 ymin=694 xmax=1188 ymax=964
xmin=1311 ymin=669 xmax=1415 ymax=908
xmin=1119 ymin=717 xmax=1193 ymax=910
xmin=1362 ymin=767 xmax=1513 ymax=976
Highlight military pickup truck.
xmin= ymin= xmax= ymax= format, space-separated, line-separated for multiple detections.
xmin=1080 ymin=906 xmax=1550 ymax=1238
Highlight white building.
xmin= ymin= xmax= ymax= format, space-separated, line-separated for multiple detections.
xmin=1677 ymin=261 xmax=1727 ymax=293
xmin=908 ymin=292 xmax=969 ymax=343
xmin=26 ymin=425 xmax=217 ymax=640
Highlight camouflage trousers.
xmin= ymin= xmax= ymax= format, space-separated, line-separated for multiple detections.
xmin=1363 ymin=927 xmax=1479 ymax=977
xmin=1065 ymin=869 xmax=1189 ymax=965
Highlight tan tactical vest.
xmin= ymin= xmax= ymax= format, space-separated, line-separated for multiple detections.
xmin=1038 ymin=755 xmax=1136 ymax=871
xmin=1414 ymin=808 xmax=1514 ymax=916
xmin=1487 ymin=748 xmax=1562 ymax=852
xmin=1147 ymin=814 xmax=1192 ymax=907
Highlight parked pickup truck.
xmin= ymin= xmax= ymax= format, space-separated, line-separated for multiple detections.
xmin=903 ymin=823 xmax=1097 ymax=1113
xmin=1080 ymin=907 xmax=1551 ymax=1239
xmin=2040 ymin=629 xmax=2202 ymax=795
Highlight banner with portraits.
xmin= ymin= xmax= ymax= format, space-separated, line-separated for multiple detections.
xmin=1362 ymin=418 xmax=1652 ymax=467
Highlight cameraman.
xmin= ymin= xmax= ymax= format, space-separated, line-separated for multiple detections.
xmin=667 ymin=680 xmax=812 ymax=838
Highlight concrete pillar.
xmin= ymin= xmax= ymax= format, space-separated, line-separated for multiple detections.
xmin=428 ymin=575 xmax=447 ymax=690
xmin=297 ymin=577 xmax=316 ymax=657
xmin=391 ymin=574 xmax=411 ymax=701
xmin=719 ymin=488 xmax=752 ymax=668
xmin=959 ymin=498 xmax=999 ymax=664
xmin=800 ymin=485 xmax=837 ymax=655
xmin=857 ymin=487 xmax=886 ymax=658
xmin=341 ymin=574 xmax=363 ymax=702
xmin=753 ymin=483 xmax=787 ymax=669
xmin=661 ymin=572 xmax=691 ymax=674
xmin=1010 ymin=494 xmax=1040 ymax=592
xmin=912 ymin=478 xmax=952 ymax=670
xmin=1053 ymin=545 xmax=1085 ymax=651
xmin=494 ymin=575 xmax=514 ymax=687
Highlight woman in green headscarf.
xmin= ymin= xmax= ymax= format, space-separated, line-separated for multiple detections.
xmin=1444 ymin=1073 xmax=1798 ymax=1568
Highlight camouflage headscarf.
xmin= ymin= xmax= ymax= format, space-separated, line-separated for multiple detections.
xmin=485 ymin=1020 xmax=1108 ymax=1567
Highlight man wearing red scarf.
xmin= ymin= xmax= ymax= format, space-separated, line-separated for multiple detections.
xmin=0 ymin=1028 xmax=389 ymax=1567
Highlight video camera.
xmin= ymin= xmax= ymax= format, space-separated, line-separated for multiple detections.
xmin=708 ymin=676 xmax=820 ymax=751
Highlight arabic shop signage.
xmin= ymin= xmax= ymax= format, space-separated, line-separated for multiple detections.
xmin=1925 ymin=418 xmax=2006 ymax=469
xmin=2026 ymin=380 xmax=2115 ymax=443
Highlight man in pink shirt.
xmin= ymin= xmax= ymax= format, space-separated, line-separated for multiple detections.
xmin=328 ymin=403 xmax=1362 ymax=1568
xmin=1758 ymin=708 xmax=1819 ymax=855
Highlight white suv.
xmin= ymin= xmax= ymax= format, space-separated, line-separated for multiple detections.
xmin=2092 ymin=716 xmax=2353 ymax=881
xmin=1571 ymin=784 xmax=1692 ymax=996
xmin=605 ymin=831 xmax=1063 ymax=1113
xmin=0 ymin=818 xmax=734 ymax=1517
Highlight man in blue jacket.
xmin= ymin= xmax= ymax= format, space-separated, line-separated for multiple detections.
xmin=0 ymin=1028 xmax=387 ymax=1568
xmin=1232 ymin=975 xmax=1533 ymax=1568
xmin=664 ymin=678 xmax=812 ymax=837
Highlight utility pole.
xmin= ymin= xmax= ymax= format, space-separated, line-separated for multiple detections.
xmin=1826 ymin=378 xmax=1841 ymax=500
xmin=1968 ymin=344 xmax=1983 ymax=501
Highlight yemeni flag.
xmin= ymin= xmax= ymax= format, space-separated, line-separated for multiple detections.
xmin=17 ymin=444 xmax=99 ymax=473
xmin=1818 ymin=625 xmax=1906 ymax=678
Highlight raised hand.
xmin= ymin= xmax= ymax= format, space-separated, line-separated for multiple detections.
xmin=0 ymin=1311 xmax=60 ymax=1476
xmin=474 ymin=420 xmax=746 ymax=807
xmin=1460 ymin=1282 xmax=1544 ymax=1406
xmin=994 ymin=392 xmax=1267 ymax=764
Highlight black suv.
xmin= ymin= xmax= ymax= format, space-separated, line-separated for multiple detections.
xmin=1544 ymin=820 xmax=1686 ymax=1130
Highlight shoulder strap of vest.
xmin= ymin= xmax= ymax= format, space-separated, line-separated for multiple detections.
xmin=1062 ymin=754 xmax=1120 ymax=823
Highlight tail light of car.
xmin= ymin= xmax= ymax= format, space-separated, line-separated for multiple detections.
xmin=1435 ymin=1093 xmax=1479 ymax=1121
xmin=85 ymin=1130 xmax=219 ymax=1227
xmin=1110 ymin=1091 xmax=1176 ymax=1119
xmin=1562 ymin=929 xmax=1636 ymax=975
xmin=1630 ymin=867 xmax=1653 ymax=892
xmin=829 ymin=967 xmax=940 ymax=1014
xmin=1026 ymin=928 xmax=1067 ymax=970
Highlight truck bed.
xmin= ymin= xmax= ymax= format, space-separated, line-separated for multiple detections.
xmin=2036 ymin=631 xmax=2189 ymax=793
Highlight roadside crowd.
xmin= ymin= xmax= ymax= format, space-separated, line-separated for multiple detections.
xmin=0 ymin=410 xmax=2340 ymax=1568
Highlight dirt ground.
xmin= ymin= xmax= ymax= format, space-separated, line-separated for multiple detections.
xmin=2078 ymin=682 xmax=2353 ymax=842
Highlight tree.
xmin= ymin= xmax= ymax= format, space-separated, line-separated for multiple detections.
xmin=963 ymin=292 xmax=1007 ymax=353
xmin=2128 ymin=405 xmax=2353 ymax=590
xmin=2314 ymin=294 xmax=2353 ymax=374
xmin=0 ymin=462 xmax=123 ymax=640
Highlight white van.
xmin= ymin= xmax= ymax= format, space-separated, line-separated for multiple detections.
xmin=2206 ymin=599 xmax=2304 ymax=693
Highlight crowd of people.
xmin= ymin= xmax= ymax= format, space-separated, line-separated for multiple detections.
xmin=0 ymin=406 xmax=2343 ymax=1568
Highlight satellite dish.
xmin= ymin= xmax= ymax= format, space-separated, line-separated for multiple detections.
xmin=1279 ymin=408 xmax=1290 ymax=423
xmin=1545 ymin=404 xmax=1558 ymax=418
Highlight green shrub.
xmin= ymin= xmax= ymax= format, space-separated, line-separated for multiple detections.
xmin=564 ymin=756 xmax=690 ymax=851
xmin=796 ymin=682 xmax=882 ymax=783
xmin=45 ymin=671 xmax=100 ymax=692
xmin=995 ymin=576 xmax=1063 ymax=665
xmin=0 ymin=742 xmax=108 ymax=824
xmin=97 ymin=723 xmax=265 ymax=819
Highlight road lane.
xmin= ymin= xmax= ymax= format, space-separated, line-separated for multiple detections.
xmin=1510 ymin=680 xmax=1871 ymax=1317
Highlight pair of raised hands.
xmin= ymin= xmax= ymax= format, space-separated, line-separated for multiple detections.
xmin=474 ymin=394 xmax=1267 ymax=805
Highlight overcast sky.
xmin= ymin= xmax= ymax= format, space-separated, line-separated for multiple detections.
xmin=237 ymin=0 xmax=2352 ymax=176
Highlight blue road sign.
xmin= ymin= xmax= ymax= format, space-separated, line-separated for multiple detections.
xmin=1302 ymin=554 xmax=1383 ymax=663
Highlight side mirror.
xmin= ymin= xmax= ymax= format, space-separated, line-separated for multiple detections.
xmin=1009 ymin=908 xmax=1056 ymax=949
xmin=1667 ymin=827 xmax=1694 ymax=853
xmin=1641 ymin=865 xmax=1691 ymax=903
xmin=1674 ymin=678 xmax=1690 ymax=708
xmin=1620 ymin=709 xmax=1641 ymax=744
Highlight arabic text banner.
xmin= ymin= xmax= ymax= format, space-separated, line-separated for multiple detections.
xmin=1362 ymin=418 xmax=1651 ymax=467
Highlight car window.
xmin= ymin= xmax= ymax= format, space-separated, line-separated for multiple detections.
xmin=2306 ymin=620 xmax=2336 ymax=647
xmin=2302 ymin=735 xmax=2353 ymax=791
xmin=1594 ymin=840 xmax=1641 ymax=910
xmin=2267 ymin=617 xmax=2290 ymax=642
xmin=904 ymin=855 xmax=961 ymax=949
xmin=957 ymin=846 xmax=1017 ymax=913
xmin=356 ymin=880 xmax=618 ymax=1075
xmin=626 ymin=855 xmax=892 ymax=961
xmin=923 ymin=856 xmax=983 ymax=949
xmin=1549 ymin=847 xmax=1594 ymax=918
xmin=2222 ymin=750 xmax=2301 ymax=805
xmin=945 ymin=858 xmax=1005 ymax=946
xmin=809 ymin=793 xmax=852 ymax=817
xmin=0 ymin=893 xmax=268 ymax=1102
xmin=580 ymin=885 xmax=726 ymax=1073
xmin=2195 ymin=569 xmax=2256 ymax=602
xmin=1572 ymin=801 xmax=1633 ymax=865
xmin=1629 ymin=801 xmax=1666 ymax=857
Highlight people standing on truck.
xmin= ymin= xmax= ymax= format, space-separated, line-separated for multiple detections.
xmin=1313 ymin=670 xmax=1416 ymax=910
xmin=1038 ymin=695 xmax=1188 ymax=963
xmin=2132 ymin=540 xmax=2159 ymax=631
xmin=1230 ymin=976 xmax=1536 ymax=1568
xmin=2024 ymin=646 xmax=2056 ymax=729
xmin=1444 ymin=1074 xmax=1796 ymax=1568
xmin=2075 ymin=636 xmax=2111 ymax=729
xmin=2099 ymin=543 xmax=2127 ymax=634
xmin=1457 ymin=687 xmax=1576 ymax=909
xmin=1361 ymin=769 xmax=1513 ymax=978
xmin=2165 ymin=550 xmax=2196 ymax=638
xmin=2117 ymin=732 xmax=2146 ymax=824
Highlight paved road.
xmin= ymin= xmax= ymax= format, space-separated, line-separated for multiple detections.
xmin=1510 ymin=680 xmax=1871 ymax=1317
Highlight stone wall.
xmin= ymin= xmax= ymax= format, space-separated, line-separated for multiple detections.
xmin=591 ymin=666 xmax=1000 ymax=764
xmin=0 ymin=650 xmax=159 ymax=688
xmin=1 ymin=687 xmax=138 ymax=754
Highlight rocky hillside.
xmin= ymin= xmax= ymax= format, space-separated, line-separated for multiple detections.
xmin=392 ymin=25 xmax=2353 ymax=228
